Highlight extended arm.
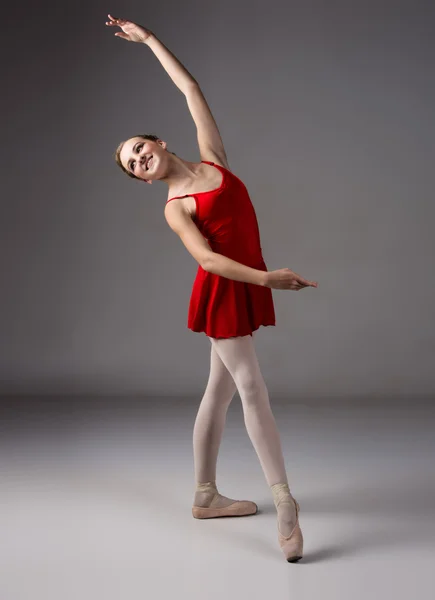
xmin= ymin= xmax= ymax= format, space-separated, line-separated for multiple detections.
xmin=164 ymin=203 xmax=317 ymax=290
xmin=145 ymin=36 xmax=228 ymax=165
xmin=105 ymin=16 xmax=228 ymax=166
xmin=205 ymin=253 xmax=268 ymax=286
xmin=144 ymin=34 xmax=197 ymax=94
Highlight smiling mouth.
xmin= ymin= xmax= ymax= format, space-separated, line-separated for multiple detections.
xmin=145 ymin=156 xmax=153 ymax=170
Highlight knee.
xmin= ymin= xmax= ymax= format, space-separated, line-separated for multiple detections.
xmin=237 ymin=375 xmax=267 ymax=404
xmin=205 ymin=378 xmax=237 ymax=403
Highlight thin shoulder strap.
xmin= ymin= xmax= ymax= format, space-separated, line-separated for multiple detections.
xmin=166 ymin=194 xmax=189 ymax=205
xmin=166 ymin=161 xmax=217 ymax=204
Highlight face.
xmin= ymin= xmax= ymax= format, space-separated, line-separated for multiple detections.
xmin=119 ymin=137 xmax=167 ymax=183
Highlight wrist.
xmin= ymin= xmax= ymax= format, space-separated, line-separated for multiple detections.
xmin=261 ymin=271 xmax=269 ymax=287
xmin=143 ymin=33 xmax=157 ymax=45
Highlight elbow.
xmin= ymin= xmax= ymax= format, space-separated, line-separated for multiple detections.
xmin=201 ymin=252 xmax=214 ymax=272
xmin=185 ymin=79 xmax=200 ymax=94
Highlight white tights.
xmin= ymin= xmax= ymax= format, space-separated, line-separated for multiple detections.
xmin=192 ymin=333 xmax=296 ymax=534
xmin=193 ymin=332 xmax=288 ymax=486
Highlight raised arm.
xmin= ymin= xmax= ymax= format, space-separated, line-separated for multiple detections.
xmin=105 ymin=15 xmax=229 ymax=168
xmin=145 ymin=35 xmax=229 ymax=167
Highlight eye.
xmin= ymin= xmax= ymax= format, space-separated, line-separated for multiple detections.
xmin=130 ymin=144 xmax=143 ymax=171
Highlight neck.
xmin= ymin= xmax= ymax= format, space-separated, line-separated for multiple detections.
xmin=161 ymin=154 xmax=201 ymax=189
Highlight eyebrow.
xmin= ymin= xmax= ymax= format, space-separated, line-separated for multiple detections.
xmin=128 ymin=142 xmax=141 ymax=171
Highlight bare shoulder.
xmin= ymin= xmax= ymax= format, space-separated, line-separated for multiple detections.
xmin=164 ymin=197 xmax=213 ymax=267
xmin=164 ymin=197 xmax=192 ymax=231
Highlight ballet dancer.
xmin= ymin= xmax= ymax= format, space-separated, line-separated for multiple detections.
xmin=105 ymin=14 xmax=318 ymax=562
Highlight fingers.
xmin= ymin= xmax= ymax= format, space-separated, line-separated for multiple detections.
xmin=296 ymin=276 xmax=310 ymax=286
xmin=105 ymin=14 xmax=127 ymax=26
xmin=296 ymin=274 xmax=318 ymax=288
xmin=294 ymin=282 xmax=317 ymax=290
xmin=288 ymin=269 xmax=317 ymax=288
xmin=290 ymin=280 xmax=318 ymax=290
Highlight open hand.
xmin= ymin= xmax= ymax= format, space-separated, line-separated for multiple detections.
xmin=265 ymin=268 xmax=318 ymax=290
xmin=105 ymin=14 xmax=153 ymax=43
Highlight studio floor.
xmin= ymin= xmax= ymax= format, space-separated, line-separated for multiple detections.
xmin=1 ymin=395 xmax=434 ymax=599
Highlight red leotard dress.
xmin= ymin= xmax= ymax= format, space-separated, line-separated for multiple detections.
xmin=166 ymin=161 xmax=276 ymax=339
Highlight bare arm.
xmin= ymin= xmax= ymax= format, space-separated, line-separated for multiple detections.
xmin=105 ymin=16 xmax=229 ymax=166
xmin=144 ymin=35 xmax=197 ymax=93
xmin=205 ymin=254 xmax=268 ymax=286
xmin=164 ymin=203 xmax=317 ymax=290
xmin=164 ymin=202 xmax=267 ymax=286
xmin=106 ymin=16 xmax=197 ymax=92
xmin=206 ymin=253 xmax=317 ymax=290
xmin=145 ymin=36 xmax=228 ymax=165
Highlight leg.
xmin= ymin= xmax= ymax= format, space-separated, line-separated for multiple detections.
xmin=193 ymin=341 xmax=236 ymax=484
xmin=209 ymin=334 xmax=297 ymax=536
xmin=192 ymin=342 xmax=254 ymax=511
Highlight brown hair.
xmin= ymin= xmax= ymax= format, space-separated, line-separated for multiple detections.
xmin=115 ymin=134 xmax=176 ymax=180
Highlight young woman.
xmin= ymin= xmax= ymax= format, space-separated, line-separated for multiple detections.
xmin=106 ymin=14 xmax=318 ymax=562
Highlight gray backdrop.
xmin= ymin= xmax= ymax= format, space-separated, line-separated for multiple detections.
xmin=2 ymin=0 xmax=434 ymax=398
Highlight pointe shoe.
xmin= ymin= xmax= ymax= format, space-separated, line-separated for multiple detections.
xmin=277 ymin=497 xmax=303 ymax=562
xmin=192 ymin=500 xmax=258 ymax=519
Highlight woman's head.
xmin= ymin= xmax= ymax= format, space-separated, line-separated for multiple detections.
xmin=115 ymin=134 xmax=176 ymax=183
